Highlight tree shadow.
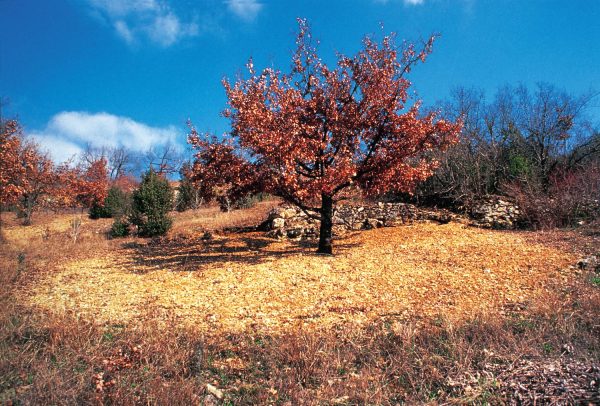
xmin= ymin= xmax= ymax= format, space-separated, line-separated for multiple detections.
xmin=119 ymin=232 xmax=360 ymax=274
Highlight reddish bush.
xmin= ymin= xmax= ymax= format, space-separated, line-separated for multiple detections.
xmin=505 ymin=164 xmax=600 ymax=229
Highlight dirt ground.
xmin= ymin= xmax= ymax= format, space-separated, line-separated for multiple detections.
xmin=4 ymin=203 xmax=585 ymax=335
xmin=1 ymin=202 xmax=599 ymax=404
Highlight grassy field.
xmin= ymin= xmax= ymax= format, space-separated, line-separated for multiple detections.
xmin=1 ymin=202 xmax=599 ymax=404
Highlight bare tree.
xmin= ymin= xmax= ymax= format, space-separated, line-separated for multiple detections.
xmin=143 ymin=143 xmax=183 ymax=177
xmin=80 ymin=144 xmax=132 ymax=180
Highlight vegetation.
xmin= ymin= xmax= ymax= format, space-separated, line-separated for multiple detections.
xmin=0 ymin=206 xmax=598 ymax=404
xmin=175 ymin=163 xmax=202 ymax=212
xmin=109 ymin=218 xmax=130 ymax=238
xmin=129 ymin=169 xmax=173 ymax=237
xmin=90 ymin=185 xmax=132 ymax=219
xmin=0 ymin=18 xmax=598 ymax=405
xmin=417 ymin=84 xmax=600 ymax=227
xmin=188 ymin=20 xmax=462 ymax=254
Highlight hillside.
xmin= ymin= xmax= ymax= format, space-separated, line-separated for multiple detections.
xmin=1 ymin=203 xmax=599 ymax=404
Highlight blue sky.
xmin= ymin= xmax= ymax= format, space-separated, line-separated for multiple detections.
xmin=1 ymin=0 xmax=599 ymax=162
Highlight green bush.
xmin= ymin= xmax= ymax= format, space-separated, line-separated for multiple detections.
xmin=232 ymin=192 xmax=271 ymax=210
xmin=176 ymin=177 xmax=201 ymax=212
xmin=89 ymin=186 xmax=131 ymax=219
xmin=89 ymin=201 xmax=110 ymax=219
xmin=110 ymin=218 xmax=130 ymax=238
xmin=129 ymin=170 xmax=173 ymax=237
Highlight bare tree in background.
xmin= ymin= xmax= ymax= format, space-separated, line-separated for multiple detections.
xmin=419 ymin=83 xmax=598 ymax=205
xmin=80 ymin=144 xmax=132 ymax=180
xmin=143 ymin=143 xmax=183 ymax=177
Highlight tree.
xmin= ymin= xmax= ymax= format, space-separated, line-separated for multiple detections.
xmin=48 ymin=158 xmax=109 ymax=219
xmin=175 ymin=162 xmax=202 ymax=212
xmin=143 ymin=143 xmax=182 ymax=177
xmin=189 ymin=20 xmax=461 ymax=253
xmin=16 ymin=142 xmax=56 ymax=225
xmin=76 ymin=158 xmax=109 ymax=209
xmin=418 ymin=83 xmax=598 ymax=206
xmin=81 ymin=145 xmax=132 ymax=180
xmin=130 ymin=169 xmax=173 ymax=237
xmin=0 ymin=120 xmax=27 ymax=234
xmin=89 ymin=186 xmax=131 ymax=219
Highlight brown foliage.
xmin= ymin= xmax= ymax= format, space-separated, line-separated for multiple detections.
xmin=0 ymin=120 xmax=26 ymax=208
xmin=190 ymin=20 xmax=461 ymax=252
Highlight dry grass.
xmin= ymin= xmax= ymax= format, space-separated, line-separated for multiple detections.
xmin=1 ymin=203 xmax=599 ymax=404
xmin=23 ymin=223 xmax=580 ymax=334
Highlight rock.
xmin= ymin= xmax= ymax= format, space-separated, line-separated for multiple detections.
xmin=203 ymin=394 xmax=219 ymax=406
xmin=351 ymin=222 xmax=363 ymax=231
xmin=206 ymin=383 xmax=223 ymax=400
xmin=286 ymin=228 xmax=303 ymax=239
xmin=469 ymin=196 xmax=521 ymax=229
xmin=363 ymin=218 xmax=383 ymax=230
xmin=279 ymin=208 xmax=298 ymax=219
xmin=271 ymin=218 xmax=285 ymax=229
xmin=577 ymin=256 xmax=599 ymax=272
xmin=266 ymin=228 xmax=285 ymax=239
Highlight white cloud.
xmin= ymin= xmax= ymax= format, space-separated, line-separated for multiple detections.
xmin=114 ymin=20 xmax=134 ymax=44
xmin=226 ymin=0 xmax=263 ymax=21
xmin=147 ymin=12 xmax=198 ymax=47
xmin=373 ymin=0 xmax=425 ymax=5
xmin=87 ymin=0 xmax=198 ymax=47
xmin=30 ymin=112 xmax=181 ymax=163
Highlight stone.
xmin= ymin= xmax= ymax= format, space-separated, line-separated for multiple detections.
xmin=271 ymin=218 xmax=285 ymax=229
xmin=286 ymin=228 xmax=303 ymax=239
xmin=363 ymin=218 xmax=383 ymax=230
xmin=279 ymin=208 xmax=298 ymax=219
xmin=206 ymin=384 xmax=223 ymax=400
xmin=577 ymin=256 xmax=599 ymax=272
xmin=203 ymin=394 xmax=219 ymax=406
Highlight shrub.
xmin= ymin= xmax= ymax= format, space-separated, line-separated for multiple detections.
xmin=88 ymin=200 xmax=110 ymax=219
xmin=232 ymin=192 xmax=271 ymax=210
xmin=129 ymin=170 xmax=173 ymax=237
xmin=89 ymin=186 xmax=131 ymax=219
xmin=176 ymin=179 xmax=201 ymax=212
xmin=110 ymin=219 xmax=130 ymax=238
xmin=504 ymin=165 xmax=600 ymax=229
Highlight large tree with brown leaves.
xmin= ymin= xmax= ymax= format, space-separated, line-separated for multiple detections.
xmin=190 ymin=20 xmax=462 ymax=253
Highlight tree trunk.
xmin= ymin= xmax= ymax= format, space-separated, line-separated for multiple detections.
xmin=0 ymin=204 xmax=4 ymax=243
xmin=317 ymin=193 xmax=333 ymax=254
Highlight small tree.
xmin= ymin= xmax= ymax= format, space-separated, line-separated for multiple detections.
xmin=175 ymin=162 xmax=202 ymax=212
xmin=189 ymin=20 xmax=461 ymax=253
xmin=75 ymin=158 xmax=109 ymax=210
xmin=90 ymin=186 xmax=132 ymax=219
xmin=130 ymin=169 xmax=173 ymax=237
xmin=0 ymin=120 xmax=27 ymax=235
xmin=16 ymin=142 xmax=56 ymax=225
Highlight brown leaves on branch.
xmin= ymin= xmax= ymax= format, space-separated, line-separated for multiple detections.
xmin=0 ymin=120 xmax=27 ymax=207
xmin=0 ymin=119 xmax=109 ymax=225
xmin=189 ymin=19 xmax=462 ymax=252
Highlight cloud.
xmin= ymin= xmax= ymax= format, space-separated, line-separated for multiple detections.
xmin=87 ymin=0 xmax=198 ymax=47
xmin=226 ymin=0 xmax=263 ymax=21
xmin=373 ymin=0 xmax=425 ymax=5
xmin=30 ymin=111 xmax=182 ymax=163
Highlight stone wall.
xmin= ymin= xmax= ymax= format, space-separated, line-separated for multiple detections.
xmin=468 ymin=196 xmax=521 ymax=229
xmin=265 ymin=202 xmax=460 ymax=239
xmin=265 ymin=198 xmax=522 ymax=239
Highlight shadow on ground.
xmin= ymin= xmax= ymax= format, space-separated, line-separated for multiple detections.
xmin=119 ymin=233 xmax=360 ymax=273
